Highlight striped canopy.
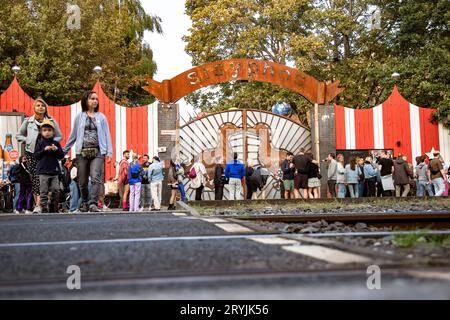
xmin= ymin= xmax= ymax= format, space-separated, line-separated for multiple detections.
xmin=0 ymin=76 xmax=159 ymax=181
xmin=335 ymin=85 xmax=450 ymax=164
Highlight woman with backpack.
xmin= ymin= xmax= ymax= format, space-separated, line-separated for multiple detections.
xmin=128 ymin=154 xmax=143 ymax=212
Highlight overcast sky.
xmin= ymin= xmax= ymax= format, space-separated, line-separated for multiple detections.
xmin=141 ymin=1 xmax=194 ymax=120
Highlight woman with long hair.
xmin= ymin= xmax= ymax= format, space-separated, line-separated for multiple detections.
xmin=167 ymin=160 xmax=179 ymax=210
xmin=345 ymin=157 xmax=361 ymax=198
xmin=63 ymin=91 xmax=113 ymax=212
xmin=16 ymin=98 xmax=62 ymax=213
xmin=336 ymin=154 xmax=346 ymax=198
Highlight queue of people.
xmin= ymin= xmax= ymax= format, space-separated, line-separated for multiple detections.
xmin=4 ymin=92 xmax=449 ymax=212
xmin=324 ymin=150 xmax=449 ymax=198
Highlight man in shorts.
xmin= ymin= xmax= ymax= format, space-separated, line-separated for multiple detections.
xmin=281 ymin=152 xmax=295 ymax=199
xmin=293 ymin=148 xmax=309 ymax=199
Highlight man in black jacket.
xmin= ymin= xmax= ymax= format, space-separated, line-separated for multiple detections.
xmin=293 ymin=148 xmax=309 ymax=199
xmin=281 ymin=152 xmax=295 ymax=199
xmin=34 ymin=120 xmax=65 ymax=213
xmin=213 ymin=156 xmax=226 ymax=200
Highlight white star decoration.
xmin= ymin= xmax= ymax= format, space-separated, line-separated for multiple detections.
xmin=425 ymin=147 xmax=437 ymax=159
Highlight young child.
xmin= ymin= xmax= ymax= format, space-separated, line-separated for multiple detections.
xmin=34 ymin=119 xmax=64 ymax=213
xmin=16 ymin=156 xmax=33 ymax=214
xmin=128 ymin=154 xmax=143 ymax=212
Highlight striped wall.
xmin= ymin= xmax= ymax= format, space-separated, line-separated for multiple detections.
xmin=0 ymin=77 xmax=159 ymax=181
xmin=335 ymin=85 xmax=446 ymax=164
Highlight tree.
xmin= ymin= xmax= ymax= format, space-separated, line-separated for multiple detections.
xmin=184 ymin=0 xmax=326 ymax=124
xmin=0 ymin=0 xmax=162 ymax=106
xmin=184 ymin=0 xmax=450 ymax=125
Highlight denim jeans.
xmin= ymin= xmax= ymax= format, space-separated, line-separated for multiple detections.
xmin=347 ymin=184 xmax=358 ymax=198
xmin=140 ymin=183 xmax=152 ymax=208
xmin=337 ymin=183 xmax=346 ymax=198
xmin=416 ymin=181 xmax=434 ymax=197
xmin=69 ymin=180 xmax=80 ymax=212
xmin=13 ymin=182 xmax=20 ymax=210
xmin=432 ymin=177 xmax=445 ymax=197
xmin=178 ymin=182 xmax=186 ymax=202
xmin=77 ymin=154 xmax=104 ymax=206
xmin=358 ymin=181 xmax=365 ymax=198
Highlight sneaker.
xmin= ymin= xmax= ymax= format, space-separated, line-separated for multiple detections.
xmin=14 ymin=209 xmax=21 ymax=214
xmin=102 ymin=205 xmax=112 ymax=212
xmin=138 ymin=207 xmax=144 ymax=212
xmin=89 ymin=204 xmax=100 ymax=212
xmin=24 ymin=210 xmax=33 ymax=215
xmin=33 ymin=206 xmax=42 ymax=214
xmin=80 ymin=203 xmax=89 ymax=213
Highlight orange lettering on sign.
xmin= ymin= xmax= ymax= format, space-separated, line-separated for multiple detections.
xmin=144 ymin=59 xmax=343 ymax=105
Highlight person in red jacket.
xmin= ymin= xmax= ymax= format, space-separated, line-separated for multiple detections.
xmin=118 ymin=150 xmax=130 ymax=210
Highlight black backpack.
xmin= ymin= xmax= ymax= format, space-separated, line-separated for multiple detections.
xmin=60 ymin=166 xmax=71 ymax=193
xmin=358 ymin=165 xmax=365 ymax=181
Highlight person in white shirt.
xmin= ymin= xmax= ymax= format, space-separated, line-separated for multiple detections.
xmin=189 ymin=156 xmax=210 ymax=201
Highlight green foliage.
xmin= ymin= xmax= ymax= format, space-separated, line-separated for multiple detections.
xmin=0 ymin=0 xmax=162 ymax=106
xmin=184 ymin=0 xmax=450 ymax=125
xmin=393 ymin=232 xmax=450 ymax=248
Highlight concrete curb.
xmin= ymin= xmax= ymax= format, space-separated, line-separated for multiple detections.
xmin=176 ymin=201 xmax=200 ymax=217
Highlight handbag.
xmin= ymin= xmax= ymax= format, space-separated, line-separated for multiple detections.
xmin=81 ymin=148 xmax=99 ymax=160
xmin=219 ymin=176 xmax=229 ymax=185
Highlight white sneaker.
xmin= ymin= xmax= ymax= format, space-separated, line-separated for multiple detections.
xmin=102 ymin=205 xmax=112 ymax=212
xmin=14 ymin=210 xmax=21 ymax=214
xmin=33 ymin=206 xmax=42 ymax=214
xmin=25 ymin=210 xmax=33 ymax=215
xmin=138 ymin=207 xmax=144 ymax=212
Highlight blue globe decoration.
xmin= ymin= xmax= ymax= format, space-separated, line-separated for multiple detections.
xmin=271 ymin=102 xmax=291 ymax=116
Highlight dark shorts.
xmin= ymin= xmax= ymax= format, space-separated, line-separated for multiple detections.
xmin=294 ymin=174 xmax=309 ymax=189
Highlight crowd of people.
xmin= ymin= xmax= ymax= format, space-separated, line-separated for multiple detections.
xmin=6 ymin=91 xmax=191 ymax=214
xmin=2 ymin=91 xmax=449 ymax=213
xmin=323 ymin=150 xmax=449 ymax=199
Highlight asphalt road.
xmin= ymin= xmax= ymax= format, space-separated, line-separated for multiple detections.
xmin=0 ymin=212 xmax=449 ymax=299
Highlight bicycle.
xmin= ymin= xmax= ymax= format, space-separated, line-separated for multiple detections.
xmin=0 ymin=181 xmax=14 ymax=213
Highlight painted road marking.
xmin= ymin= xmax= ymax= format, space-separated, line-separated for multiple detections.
xmin=201 ymin=218 xmax=228 ymax=223
xmin=214 ymin=223 xmax=254 ymax=233
xmin=407 ymin=271 xmax=450 ymax=281
xmin=0 ymin=234 xmax=280 ymax=248
xmin=282 ymin=245 xmax=371 ymax=264
xmin=172 ymin=212 xmax=187 ymax=216
xmin=249 ymin=236 xmax=299 ymax=245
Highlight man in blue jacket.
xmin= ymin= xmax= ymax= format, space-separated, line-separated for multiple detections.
xmin=224 ymin=153 xmax=245 ymax=200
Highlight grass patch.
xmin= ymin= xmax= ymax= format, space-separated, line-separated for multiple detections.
xmin=393 ymin=231 xmax=450 ymax=247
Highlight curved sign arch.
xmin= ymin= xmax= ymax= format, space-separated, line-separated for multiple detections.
xmin=144 ymin=59 xmax=343 ymax=105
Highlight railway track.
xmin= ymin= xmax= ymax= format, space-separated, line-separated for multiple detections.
xmin=230 ymin=211 xmax=450 ymax=229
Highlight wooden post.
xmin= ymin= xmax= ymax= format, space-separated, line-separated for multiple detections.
xmin=314 ymin=103 xmax=320 ymax=162
xmin=242 ymin=109 xmax=248 ymax=199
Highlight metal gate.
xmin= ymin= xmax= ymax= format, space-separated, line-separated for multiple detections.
xmin=179 ymin=109 xmax=312 ymax=200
